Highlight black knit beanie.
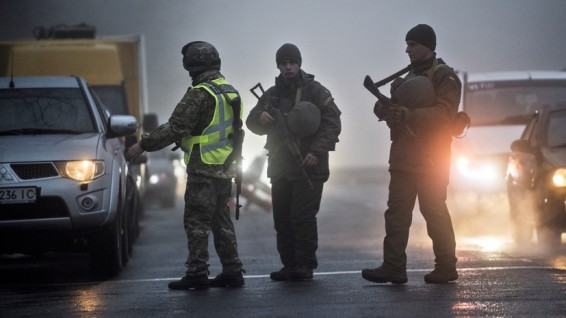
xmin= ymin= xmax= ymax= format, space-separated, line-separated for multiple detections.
xmin=276 ymin=43 xmax=302 ymax=67
xmin=405 ymin=24 xmax=436 ymax=51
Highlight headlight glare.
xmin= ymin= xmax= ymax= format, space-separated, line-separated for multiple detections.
xmin=456 ymin=156 xmax=498 ymax=181
xmin=57 ymin=160 xmax=105 ymax=181
xmin=552 ymin=168 xmax=566 ymax=187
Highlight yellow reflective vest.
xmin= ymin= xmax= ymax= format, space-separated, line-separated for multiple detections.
xmin=181 ymin=78 xmax=243 ymax=166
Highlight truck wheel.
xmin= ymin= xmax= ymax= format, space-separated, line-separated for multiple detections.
xmin=89 ymin=212 xmax=124 ymax=278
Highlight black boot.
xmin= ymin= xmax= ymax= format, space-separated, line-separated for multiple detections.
xmin=291 ymin=267 xmax=313 ymax=280
xmin=361 ymin=266 xmax=407 ymax=285
xmin=424 ymin=267 xmax=458 ymax=284
xmin=168 ymin=274 xmax=209 ymax=290
xmin=209 ymin=272 xmax=245 ymax=287
xmin=270 ymin=266 xmax=294 ymax=281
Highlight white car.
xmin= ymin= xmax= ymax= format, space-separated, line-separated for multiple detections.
xmin=0 ymin=76 xmax=141 ymax=277
xmin=449 ymin=71 xmax=566 ymax=212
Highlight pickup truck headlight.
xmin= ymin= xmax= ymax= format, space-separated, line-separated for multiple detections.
xmin=552 ymin=168 xmax=566 ymax=187
xmin=56 ymin=160 xmax=105 ymax=181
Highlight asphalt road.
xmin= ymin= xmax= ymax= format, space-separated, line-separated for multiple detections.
xmin=1 ymin=167 xmax=565 ymax=317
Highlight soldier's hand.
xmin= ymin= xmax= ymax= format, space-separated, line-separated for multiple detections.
xmin=125 ymin=143 xmax=145 ymax=162
xmin=387 ymin=106 xmax=410 ymax=125
xmin=303 ymin=152 xmax=319 ymax=167
xmin=259 ymin=111 xmax=275 ymax=125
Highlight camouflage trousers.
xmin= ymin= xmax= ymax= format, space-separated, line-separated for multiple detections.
xmin=183 ymin=175 xmax=243 ymax=276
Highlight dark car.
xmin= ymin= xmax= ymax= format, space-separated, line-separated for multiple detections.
xmin=506 ymin=102 xmax=566 ymax=246
xmin=450 ymin=71 xmax=566 ymax=214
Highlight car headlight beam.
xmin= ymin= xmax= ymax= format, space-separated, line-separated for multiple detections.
xmin=56 ymin=160 xmax=105 ymax=182
xmin=456 ymin=156 xmax=498 ymax=181
xmin=552 ymin=168 xmax=566 ymax=187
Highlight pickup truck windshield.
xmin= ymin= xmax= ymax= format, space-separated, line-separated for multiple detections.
xmin=0 ymin=88 xmax=95 ymax=134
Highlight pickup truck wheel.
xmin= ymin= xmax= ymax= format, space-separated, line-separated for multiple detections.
xmin=121 ymin=208 xmax=130 ymax=265
xmin=89 ymin=208 xmax=124 ymax=278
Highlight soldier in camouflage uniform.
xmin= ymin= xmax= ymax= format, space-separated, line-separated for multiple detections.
xmin=362 ymin=24 xmax=461 ymax=285
xmin=246 ymin=43 xmax=342 ymax=281
xmin=126 ymin=41 xmax=244 ymax=290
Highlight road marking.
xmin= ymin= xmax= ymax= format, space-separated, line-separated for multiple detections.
xmin=113 ymin=265 xmax=556 ymax=284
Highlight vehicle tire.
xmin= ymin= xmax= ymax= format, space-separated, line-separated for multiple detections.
xmin=120 ymin=208 xmax=130 ymax=265
xmin=89 ymin=211 xmax=123 ymax=278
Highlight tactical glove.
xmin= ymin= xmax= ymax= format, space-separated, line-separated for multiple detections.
xmin=386 ymin=105 xmax=410 ymax=125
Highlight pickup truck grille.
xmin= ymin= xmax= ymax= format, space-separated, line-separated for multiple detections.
xmin=10 ymin=163 xmax=59 ymax=180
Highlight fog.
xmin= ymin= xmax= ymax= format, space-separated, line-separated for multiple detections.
xmin=2 ymin=0 xmax=566 ymax=168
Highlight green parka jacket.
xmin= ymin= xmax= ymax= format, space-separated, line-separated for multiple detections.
xmin=246 ymin=70 xmax=341 ymax=182
xmin=386 ymin=56 xmax=462 ymax=182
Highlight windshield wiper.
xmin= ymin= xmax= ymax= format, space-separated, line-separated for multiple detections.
xmin=549 ymin=143 xmax=566 ymax=149
xmin=0 ymin=128 xmax=84 ymax=135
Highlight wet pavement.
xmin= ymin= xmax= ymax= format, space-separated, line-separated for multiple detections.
xmin=1 ymin=167 xmax=565 ymax=317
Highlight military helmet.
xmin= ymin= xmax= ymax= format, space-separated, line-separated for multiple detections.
xmin=287 ymin=101 xmax=321 ymax=137
xmin=182 ymin=41 xmax=221 ymax=73
xmin=393 ymin=76 xmax=435 ymax=109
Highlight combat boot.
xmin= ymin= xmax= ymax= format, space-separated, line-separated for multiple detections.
xmin=424 ymin=267 xmax=458 ymax=284
xmin=291 ymin=267 xmax=313 ymax=280
xmin=361 ymin=266 xmax=408 ymax=285
xmin=168 ymin=274 xmax=209 ymax=290
xmin=209 ymin=272 xmax=245 ymax=288
xmin=270 ymin=266 xmax=294 ymax=281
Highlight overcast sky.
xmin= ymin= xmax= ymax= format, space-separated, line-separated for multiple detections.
xmin=2 ymin=0 xmax=565 ymax=168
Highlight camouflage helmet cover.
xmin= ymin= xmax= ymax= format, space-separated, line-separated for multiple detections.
xmin=287 ymin=101 xmax=321 ymax=137
xmin=182 ymin=41 xmax=221 ymax=73
xmin=392 ymin=76 xmax=435 ymax=109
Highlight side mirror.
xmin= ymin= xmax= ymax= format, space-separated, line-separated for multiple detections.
xmin=510 ymin=139 xmax=532 ymax=153
xmin=108 ymin=115 xmax=139 ymax=137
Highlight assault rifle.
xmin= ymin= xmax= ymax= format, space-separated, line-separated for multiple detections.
xmin=250 ymin=83 xmax=314 ymax=189
xmin=363 ymin=74 xmax=416 ymax=137
xmin=364 ymin=71 xmax=434 ymax=166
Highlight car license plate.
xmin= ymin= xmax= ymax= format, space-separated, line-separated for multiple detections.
xmin=0 ymin=187 xmax=38 ymax=204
